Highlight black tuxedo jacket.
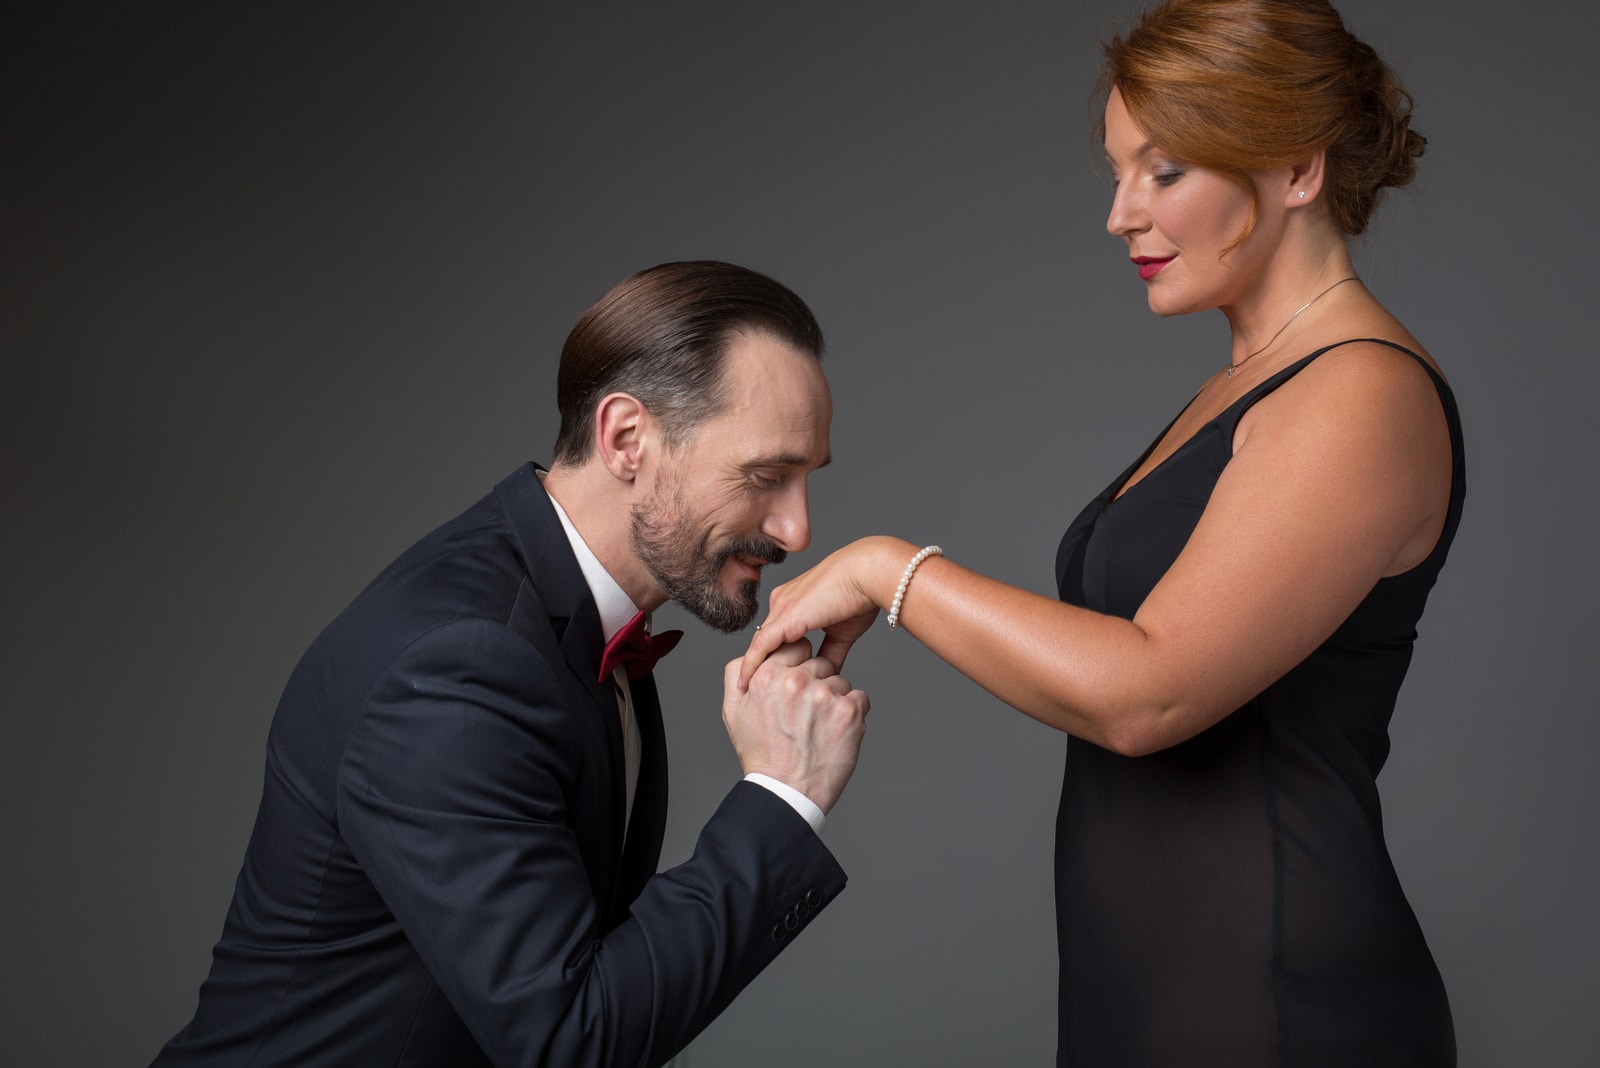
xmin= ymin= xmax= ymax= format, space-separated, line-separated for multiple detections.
xmin=154 ymin=464 xmax=845 ymax=1067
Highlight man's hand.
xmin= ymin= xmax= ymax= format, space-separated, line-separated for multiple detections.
xmin=723 ymin=640 xmax=869 ymax=815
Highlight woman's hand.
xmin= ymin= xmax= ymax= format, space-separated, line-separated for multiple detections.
xmin=738 ymin=535 xmax=915 ymax=688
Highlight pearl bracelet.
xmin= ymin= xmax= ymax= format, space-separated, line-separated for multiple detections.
xmin=886 ymin=545 xmax=942 ymax=631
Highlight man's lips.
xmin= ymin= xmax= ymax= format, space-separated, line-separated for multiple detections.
xmin=1132 ymin=255 xmax=1174 ymax=280
xmin=719 ymin=539 xmax=786 ymax=582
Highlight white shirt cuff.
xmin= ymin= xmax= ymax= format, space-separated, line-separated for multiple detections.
xmin=743 ymin=773 xmax=826 ymax=835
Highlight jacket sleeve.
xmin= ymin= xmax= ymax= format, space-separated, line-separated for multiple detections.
xmin=335 ymin=617 xmax=846 ymax=1068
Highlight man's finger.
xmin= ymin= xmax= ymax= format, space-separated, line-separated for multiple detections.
xmin=769 ymin=638 xmax=814 ymax=667
xmin=804 ymin=655 xmax=838 ymax=680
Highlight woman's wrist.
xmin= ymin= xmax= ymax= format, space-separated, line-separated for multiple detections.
xmin=887 ymin=544 xmax=943 ymax=630
xmin=858 ymin=536 xmax=924 ymax=611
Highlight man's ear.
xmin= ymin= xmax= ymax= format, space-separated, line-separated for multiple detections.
xmin=593 ymin=392 xmax=649 ymax=483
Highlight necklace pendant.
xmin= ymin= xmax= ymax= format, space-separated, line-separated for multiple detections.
xmin=1226 ymin=366 xmax=1236 ymax=379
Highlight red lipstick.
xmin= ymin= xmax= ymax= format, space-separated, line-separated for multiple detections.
xmin=1133 ymin=255 xmax=1173 ymax=280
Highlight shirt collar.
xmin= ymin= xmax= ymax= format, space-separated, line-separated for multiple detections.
xmin=545 ymin=491 xmax=641 ymax=644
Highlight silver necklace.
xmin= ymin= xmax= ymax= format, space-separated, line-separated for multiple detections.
xmin=1227 ymin=276 xmax=1361 ymax=378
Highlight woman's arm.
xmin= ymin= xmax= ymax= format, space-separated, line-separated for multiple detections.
xmin=740 ymin=343 xmax=1453 ymax=755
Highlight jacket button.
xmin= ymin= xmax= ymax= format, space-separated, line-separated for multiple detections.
xmin=784 ymin=909 xmax=800 ymax=931
xmin=805 ymin=888 xmax=823 ymax=910
xmin=796 ymin=899 xmax=811 ymax=920
xmin=771 ymin=921 xmax=788 ymax=943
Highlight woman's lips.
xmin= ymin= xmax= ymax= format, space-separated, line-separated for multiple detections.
xmin=1133 ymin=256 xmax=1174 ymax=280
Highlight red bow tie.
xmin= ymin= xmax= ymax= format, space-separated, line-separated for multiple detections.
xmin=598 ymin=611 xmax=683 ymax=682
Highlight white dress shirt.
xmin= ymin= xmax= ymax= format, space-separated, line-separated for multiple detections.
xmin=544 ymin=492 xmax=825 ymax=835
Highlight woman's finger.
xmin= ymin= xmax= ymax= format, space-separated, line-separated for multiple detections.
xmin=737 ymin=614 xmax=802 ymax=688
xmin=816 ymin=630 xmax=859 ymax=674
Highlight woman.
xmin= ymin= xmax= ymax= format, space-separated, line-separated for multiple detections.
xmin=738 ymin=1 xmax=1460 ymax=1063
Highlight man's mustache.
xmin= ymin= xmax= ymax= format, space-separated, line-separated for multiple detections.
xmin=718 ymin=537 xmax=787 ymax=568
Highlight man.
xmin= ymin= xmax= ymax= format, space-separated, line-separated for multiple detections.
xmin=153 ymin=261 xmax=868 ymax=1066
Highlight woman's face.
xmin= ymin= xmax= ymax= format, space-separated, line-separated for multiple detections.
xmin=1102 ymin=87 xmax=1266 ymax=317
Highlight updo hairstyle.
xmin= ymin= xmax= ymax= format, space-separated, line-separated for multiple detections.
xmin=1097 ymin=0 xmax=1426 ymax=244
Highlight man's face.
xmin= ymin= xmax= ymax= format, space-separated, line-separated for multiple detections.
xmin=630 ymin=331 xmax=831 ymax=632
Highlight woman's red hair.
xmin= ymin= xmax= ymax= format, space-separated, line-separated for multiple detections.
xmin=1096 ymin=0 xmax=1425 ymax=248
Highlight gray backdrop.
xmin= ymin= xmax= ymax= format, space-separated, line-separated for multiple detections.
xmin=6 ymin=1 xmax=1596 ymax=1064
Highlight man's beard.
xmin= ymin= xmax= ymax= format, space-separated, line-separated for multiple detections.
xmin=629 ymin=481 xmax=786 ymax=634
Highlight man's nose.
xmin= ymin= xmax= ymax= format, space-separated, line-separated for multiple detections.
xmin=763 ymin=482 xmax=811 ymax=553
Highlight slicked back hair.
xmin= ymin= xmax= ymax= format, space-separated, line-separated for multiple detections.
xmin=552 ymin=261 xmax=825 ymax=465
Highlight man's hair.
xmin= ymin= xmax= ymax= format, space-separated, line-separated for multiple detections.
xmin=552 ymin=261 xmax=825 ymax=465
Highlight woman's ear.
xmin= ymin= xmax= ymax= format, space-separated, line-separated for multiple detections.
xmin=1287 ymin=149 xmax=1327 ymax=207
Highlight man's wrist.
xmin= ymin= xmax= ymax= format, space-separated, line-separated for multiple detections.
xmin=743 ymin=773 xmax=826 ymax=835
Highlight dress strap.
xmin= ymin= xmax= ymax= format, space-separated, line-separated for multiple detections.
xmin=1236 ymin=338 xmax=1465 ymax=573
xmin=1233 ymin=337 xmax=1437 ymax=425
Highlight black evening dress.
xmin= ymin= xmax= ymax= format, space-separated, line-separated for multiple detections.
xmin=1053 ymin=340 xmax=1462 ymax=1067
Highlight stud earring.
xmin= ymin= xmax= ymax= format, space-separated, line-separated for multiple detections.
xmin=1297 ymin=191 xmax=1307 ymax=199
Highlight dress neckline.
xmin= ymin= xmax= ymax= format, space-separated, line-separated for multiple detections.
xmin=1104 ymin=339 xmax=1425 ymax=507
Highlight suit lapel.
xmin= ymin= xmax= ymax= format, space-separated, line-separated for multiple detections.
xmin=496 ymin=466 xmax=610 ymax=694
xmin=494 ymin=464 xmax=631 ymax=909
xmin=616 ymin=671 xmax=668 ymax=912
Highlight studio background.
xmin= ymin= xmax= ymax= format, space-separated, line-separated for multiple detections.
xmin=5 ymin=2 xmax=1594 ymax=1064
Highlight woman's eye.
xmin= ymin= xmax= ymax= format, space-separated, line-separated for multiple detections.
xmin=1154 ymin=169 xmax=1183 ymax=187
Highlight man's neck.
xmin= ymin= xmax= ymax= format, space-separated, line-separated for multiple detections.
xmin=542 ymin=463 xmax=664 ymax=612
